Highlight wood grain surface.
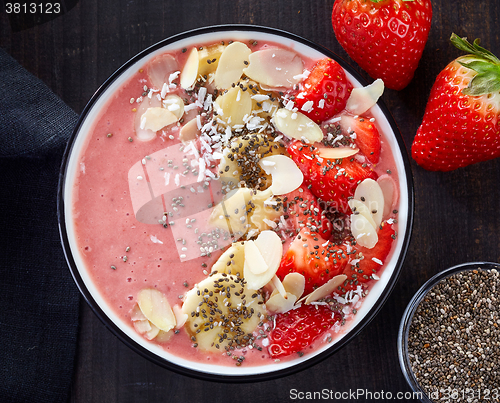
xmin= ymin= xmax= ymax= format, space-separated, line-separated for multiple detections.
xmin=1 ymin=1 xmax=499 ymax=402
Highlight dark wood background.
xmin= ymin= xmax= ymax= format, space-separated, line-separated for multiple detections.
xmin=2 ymin=1 xmax=499 ymax=402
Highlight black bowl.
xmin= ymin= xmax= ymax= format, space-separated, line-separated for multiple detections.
xmin=58 ymin=24 xmax=414 ymax=382
xmin=398 ymin=261 xmax=500 ymax=402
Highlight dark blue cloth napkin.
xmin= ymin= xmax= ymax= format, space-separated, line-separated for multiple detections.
xmin=0 ymin=48 xmax=80 ymax=403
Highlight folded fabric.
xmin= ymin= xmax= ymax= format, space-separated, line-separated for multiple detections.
xmin=0 ymin=48 xmax=80 ymax=403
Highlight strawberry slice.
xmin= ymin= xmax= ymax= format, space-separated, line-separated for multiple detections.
xmin=294 ymin=58 xmax=353 ymax=123
xmin=282 ymin=185 xmax=332 ymax=240
xmin=340 ymin=115 xmax=381 ymax=164
xmin=268 ymin=303 xmax=343 ymax=358
xmin=287 ymin=140 xmax=377 ymax=214
xmin=276 ymin=227 xmax=348 ymax=295
xmin=342 ymin=223 xmax=396 ymax=292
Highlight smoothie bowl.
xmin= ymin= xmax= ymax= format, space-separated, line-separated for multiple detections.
xmin=58 ymin=25 xmax=414 ymax=381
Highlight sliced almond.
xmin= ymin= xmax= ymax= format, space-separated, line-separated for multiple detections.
xmin=180 ymin=47 xmax=199 ymax=89
xmin=346 ymin=79 xmax=384 ymax=115
xmin=354 ymin=178 xmax=385 ymax=227
xmin=317 ymin=146 xmax=359 ymax=160
xmin=253 ymin=230 xmax=283 ymax=274
xmin=148 ymin=54 xmax=179 ymax=90
xmin=137 ymin=288 xmax=176 ymax=332
xmin=242 ymin=231 xmax=282 ymax=290
xmin=351 ymin=213 xmax=378 ymax=249
xmin=213 ymin=86 xmax=252 ymax=126
xmin=273 ymin=108 xmax=323 ymax=143
xmin=133 ymin=319 xmax=161 ymax=340
xmin=243 ymin=48 xmax=303 ymax=88
xmin=282 ymin=272 xmax=305 ymax=300
xmin=134 ymin=96 xmax=161 ymax=141
xmin=163 ymin=94 xmax=185 ymax=120
xmin=244 ymin=240 xmax=269 ymax=274
xmin=140 ymin=107 xmax=178 ymax=132
xmin=303 ymin=274 xmax=347 ymax=304
xmin=214 ymin=41 xmax=251 ymax=89
xmin=172 ymin=304 xmax=188 ymax=329
xmin=266 ymin=291 xmax=297 ymax=314
xmin=377 ymin=174 xmax=399 ymax=219
xmin=271 ymin=275 xmax=287 ymax=299
xmin=130 ymin=303 xmax=148 ymax=321
xmin=258 ymin=154 xmax=303 ymax=195
xmin=179 ymin=118 xmax=199 ymax=143
xmin=348 ymin=199 xmax=377 ymax=230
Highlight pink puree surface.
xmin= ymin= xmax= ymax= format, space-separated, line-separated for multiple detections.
xmin=71 ymin=42 xmax=400 ymax=367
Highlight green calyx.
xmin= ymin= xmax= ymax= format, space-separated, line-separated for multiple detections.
xmin=450 ymin=33 xmax=500 ymax=96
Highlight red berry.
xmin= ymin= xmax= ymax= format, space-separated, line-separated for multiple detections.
xmin=268 ymin=304 xmax=342 ymax=358
xmin=294 ymin=58 xmax=353 ymax=123
xmin=331 ymin=0 xmax=432 ymax=90
xmin=343 ymin=223 xmax=395 ymax=292
xmin=282 ymin=185 xmax=332 ymax=240
xmin=412 ymin=34 xmax=500 ymax=171
xmin=287 ymin=140 xmax=377 ymax=214
xmin=341 ymin=114 xmax=381 ymax=164
xmin=277 ymin=227 xmax=348 ymax=295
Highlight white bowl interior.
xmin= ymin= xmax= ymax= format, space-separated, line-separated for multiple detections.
xmin=63 ymin=28 xmax=410 ymax=377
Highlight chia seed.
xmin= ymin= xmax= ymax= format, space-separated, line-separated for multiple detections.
xmin=406 ymin=267 xmax=500 ymax=402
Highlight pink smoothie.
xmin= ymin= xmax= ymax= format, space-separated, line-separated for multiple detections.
xmin=71 ymin=37 xmax=401 ymax=367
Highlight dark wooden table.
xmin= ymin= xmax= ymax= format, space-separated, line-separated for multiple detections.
xmin=2 ymin=1 xmax=499 ymax=402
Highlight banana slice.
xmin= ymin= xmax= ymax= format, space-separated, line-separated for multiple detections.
xmin=208 ymin=187 xmax=253 ymax=236
xmin=218 ymin=133 xmax=287 ymax=191
xmin=211 ymin=241 xmax=246 ymax=277
xmin=213 ymin=86 xmax=253 ymax=126
xmin=198 ymin=43 xmax=226 ymax=77
xmin=182 ymin=272 xmax=265 ymax=352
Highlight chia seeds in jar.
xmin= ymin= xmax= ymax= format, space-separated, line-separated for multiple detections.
xmin=399 ymin=263 xmax=500 ymax=403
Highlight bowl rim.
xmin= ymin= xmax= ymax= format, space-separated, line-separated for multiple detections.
xmin=398 ymin=261 xmax=500 ymax=401
xmin=57 ymin=23 xmax=415 ymax=382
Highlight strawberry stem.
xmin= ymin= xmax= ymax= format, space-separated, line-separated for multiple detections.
xmin=450 ymin=33 xmax=500 ymax=96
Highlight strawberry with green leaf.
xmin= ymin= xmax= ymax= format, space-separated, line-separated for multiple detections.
xmin=412 ymin=34 xmax=500 ymax=171
xmin=331 ymin=0 xmax=432 ymax=90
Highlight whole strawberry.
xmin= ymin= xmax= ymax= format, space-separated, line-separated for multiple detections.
xmin=412 ymin=34 xmax=500 ymax=171
xmin=331 ymin=0 xmax=432 ymax=90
